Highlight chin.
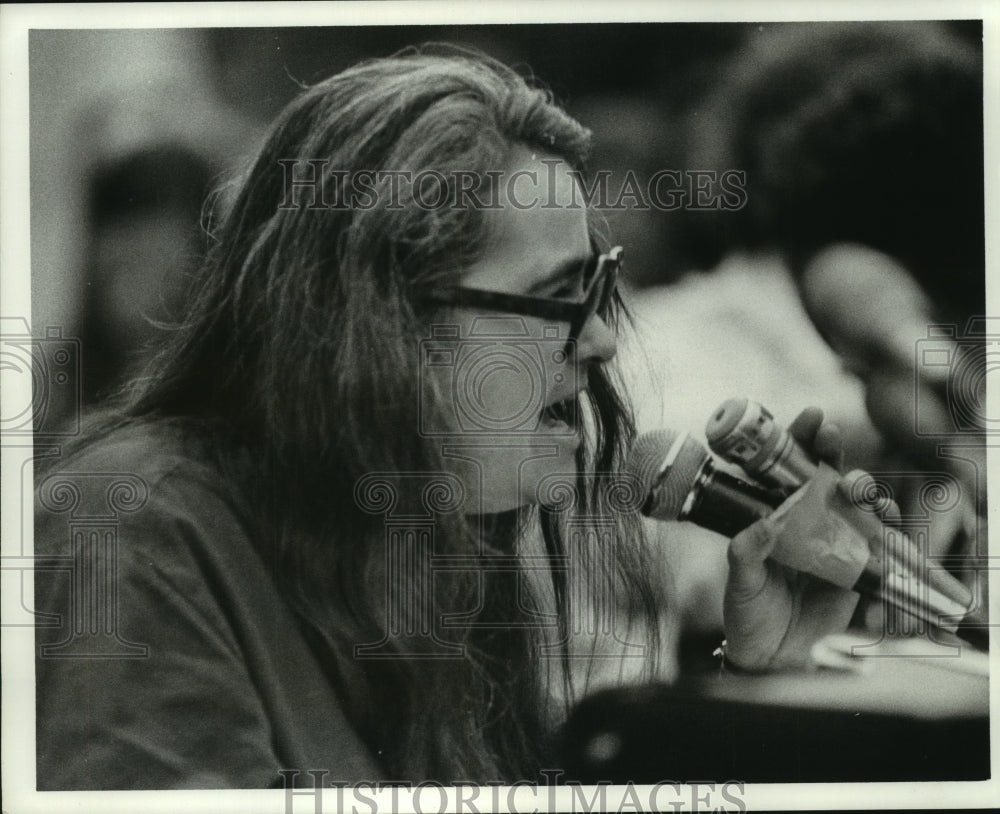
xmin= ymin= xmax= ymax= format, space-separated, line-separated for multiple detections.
xmin=448 ymin=431 xmax=581 ymax=515
xmin=517 ymin=442 xmax=581 ymax=508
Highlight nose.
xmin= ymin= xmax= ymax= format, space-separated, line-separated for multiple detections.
xmin=576 ymin=313 xmax=617 ymax=364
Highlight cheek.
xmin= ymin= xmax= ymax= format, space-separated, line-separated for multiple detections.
xmin=469 ymin=355 xmax=543 ymax=429
xmin=446 ymin=327 xmax=564 ymax=433
xmin=420 ymin=344 xmax=546 ymax=435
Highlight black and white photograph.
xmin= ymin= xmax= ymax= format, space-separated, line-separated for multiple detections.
xmin=1 ymin=2 xmax=996 ymax=812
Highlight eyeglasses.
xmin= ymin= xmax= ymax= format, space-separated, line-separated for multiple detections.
xmin=422 ymin=246 xmax=623 ymax=351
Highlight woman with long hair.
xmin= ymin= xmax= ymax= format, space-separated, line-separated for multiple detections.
xmin=34 ymin=46 xmax=858 ymax=789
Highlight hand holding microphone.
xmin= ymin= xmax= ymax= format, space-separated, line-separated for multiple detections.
xmin=626 ymin=400 xmax=985 ymax=671
xmin=631 ymin=406 xmax=869 ymax=670
xmin=704 ymin=397 xmax=980 ymax=644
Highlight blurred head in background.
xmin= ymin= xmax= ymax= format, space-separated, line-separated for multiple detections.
xmin=684 ymin=22 xmax=986 ymax=446
xmin=684 ymin=21 xmax=983 ymax=318
xmin=673 ymin=21 xmax=988 ymax=569
xmin=75 ymin=76 xmax=256 ymax=407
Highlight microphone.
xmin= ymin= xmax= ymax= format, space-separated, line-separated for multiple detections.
xmin=705 ymin=397 xmax=817 ymax=494
xmin=628 ymin=428 xmax=784 ymax=538
xmin=626 ymin=428 xmax=986 ymax=649
xmin=704 ymin=396 xmax=979 ymax=609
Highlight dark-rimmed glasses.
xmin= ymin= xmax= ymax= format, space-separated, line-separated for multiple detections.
xmin=422 ymin=246 xmax=623 ymax=352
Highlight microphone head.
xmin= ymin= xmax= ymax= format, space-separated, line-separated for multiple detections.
xmin=705 ymin=396 xmax=750 ymax=443
xmin=706 ymin=397 xmax=818 ymax=491
xmin=706 ymin=397 xmax=778 ymax=472
xmin=625 ymin=429 xmax=711 ymax=521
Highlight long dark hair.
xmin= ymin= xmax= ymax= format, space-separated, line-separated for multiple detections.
xmin=78 ymin=46 xmax=662 ymax=781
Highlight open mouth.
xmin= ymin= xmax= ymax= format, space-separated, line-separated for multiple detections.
xmin=540 ymin=393 xmax=578 ymax=429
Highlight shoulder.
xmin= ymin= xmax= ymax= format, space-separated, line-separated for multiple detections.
xmin=31 ymin=419 xmax=374 ymax=788
xmin=32 ymin=418 xmax=266 ymax=646
xmin=35 ymin=418 xmax=252 ymax=542
xmin=33 ymin=417 xmax=262 ymax=628
xmin=38 ymin=418 xmax=229 ymax=491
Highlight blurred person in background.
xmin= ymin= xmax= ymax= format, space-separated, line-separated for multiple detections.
xmin=676 ymin=22 xmax=986 ymax=624
xmin=29 ymin=29 xmax=262 ymax=435
xmin=615 ymin=21 xmax=986 ymax=652
xmin=75 ymin=80 xmax=256 ymax=409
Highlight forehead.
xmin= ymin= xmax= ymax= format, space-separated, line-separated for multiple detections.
xmin=461 ymin=148 xmax=591 ymax=292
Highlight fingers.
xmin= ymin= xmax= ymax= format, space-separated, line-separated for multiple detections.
xmin=789 ymin=406 xmax=843 ymax=470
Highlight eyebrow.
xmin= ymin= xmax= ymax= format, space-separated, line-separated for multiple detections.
xmin=523 ymin=252 xmax=593 ymax=296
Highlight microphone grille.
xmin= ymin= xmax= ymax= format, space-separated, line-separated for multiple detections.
xmin=626 ymin=430 xmax=711 ymax=520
